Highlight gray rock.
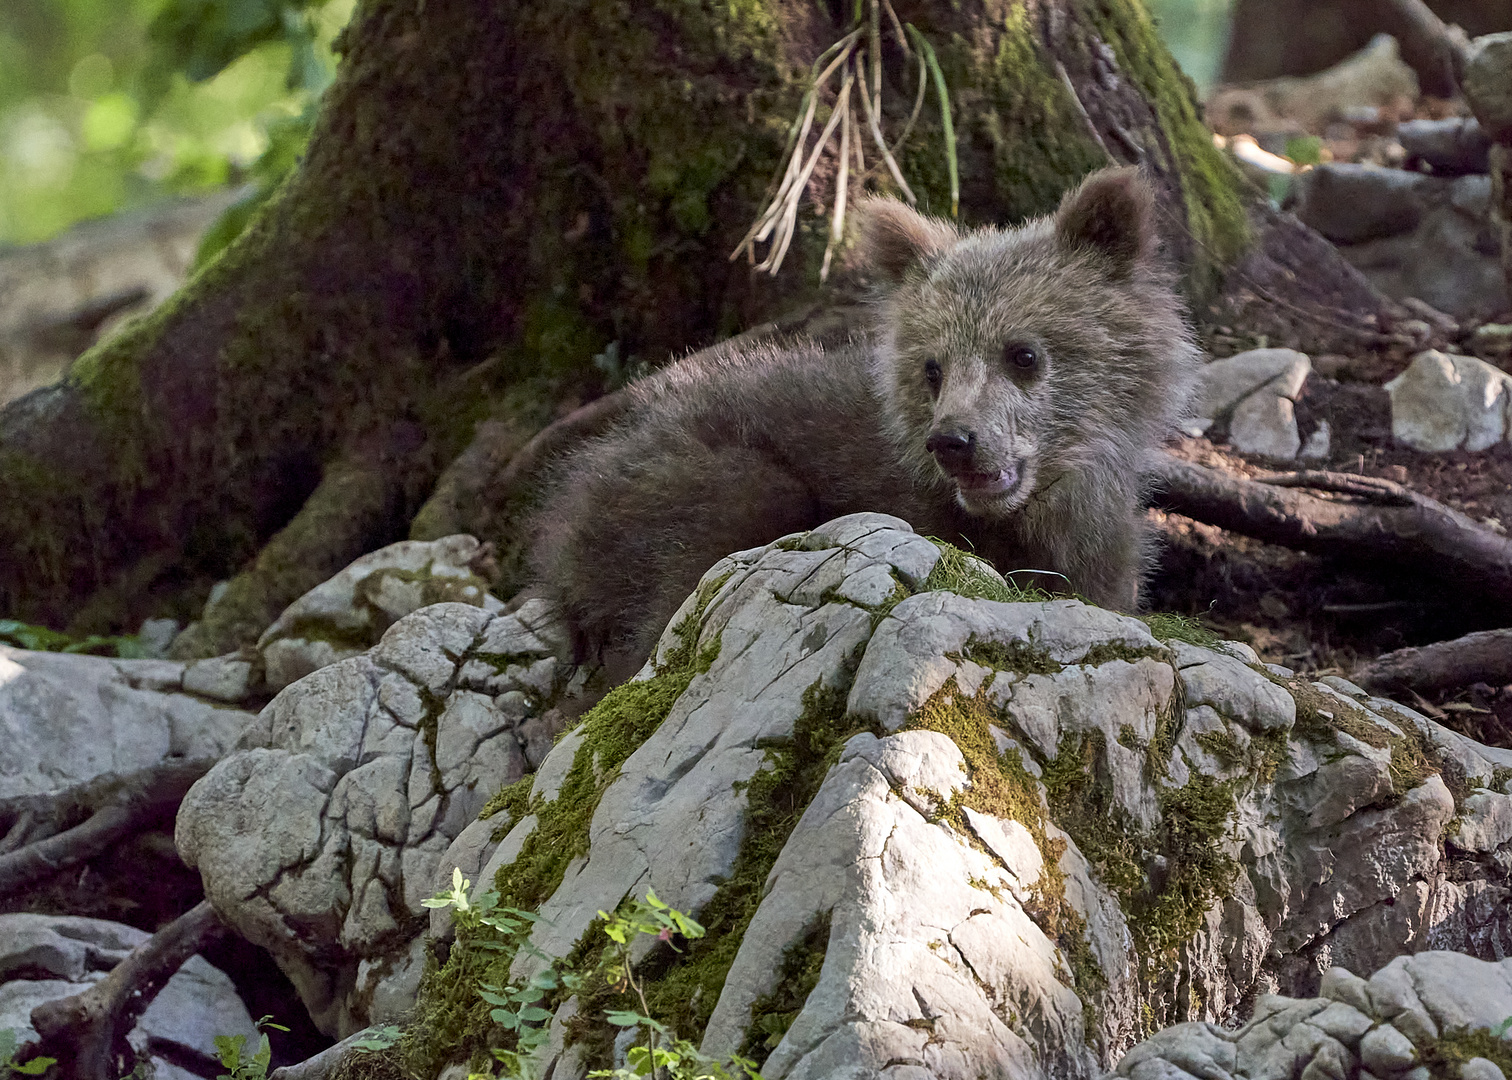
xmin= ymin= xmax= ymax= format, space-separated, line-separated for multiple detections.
xmin=1386 ymin=351 xmax=1512 ymax=452
xmin=177 ymin=600 xmax=566 ymax=1036
xmin=1289 ymin=166 xmax=1506 ymax=319
xmin=1194 ymin=349 xmax=1311 ymax=421
xmin=1462 ymin=1059 xmax=1508 ymax=1080
xmin=0 ymin=644 xmax=251 ymax=802
xmin=172 ymin=513 xmax=1512 ymax=1069
xmin=1359 ymin=1024 xmax=1417 ymax=1075
xmin=183 ymin=653 xmax=253 ymax=702
xmin=257 ymin=534 xmax=505 ymax=692
xmin=1397 ymin=117 xmax=1491 ymax=176
xmin=1451 ymin=790 xmax=1512 ymax=853
xmin=1230 ymin=388 xmax=1302 ymax=458
xmin=0 ymin=913 xmax=256 ymax=1062
xmin=1463 ymin=32 xmax=1512 ymax=142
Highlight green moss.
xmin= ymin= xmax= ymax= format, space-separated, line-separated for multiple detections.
xmin=405 ymin=573 xmax=729 ymax=1075
xmin=962 ymin=636 xmax=1063 ymax=677
xmin=738 ymin=911 xmax=832 ymax=1060
xmin=1419 ymin=1025 xmax=1512 ymax=1080
xmin=1139 ymin=613 xmax=1222 ymax=648
xmin=479 ymin=775 xmax=533 ymax=826
xmin=904 ymin=679 xmax=1107 ymax=1037
xmin=1042 ymin=730 xmax=1238 ymax=961
xmin=920 ymin=540 xmax=1056 ymax=605
xmin=635 ymin=676 xmax=879 ymax=1052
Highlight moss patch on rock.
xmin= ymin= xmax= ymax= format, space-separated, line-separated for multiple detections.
xmin=737 ymin=911 xmax=832 ymax=1061
xmin=904 ymin=678 xmax=1107 ymax=1035
xmin=1419 ymin=1024 xmax=1512 ymax=1080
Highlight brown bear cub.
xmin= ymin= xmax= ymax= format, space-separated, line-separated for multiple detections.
xmin=532 ymin=167 xmax=1201 ymax=677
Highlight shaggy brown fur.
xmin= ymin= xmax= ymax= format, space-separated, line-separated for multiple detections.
xmin=532 ymin=168 xmax=1202 ymax=675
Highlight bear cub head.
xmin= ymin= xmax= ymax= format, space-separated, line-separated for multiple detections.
xmin=860 ymin=167 xmax=1196 ymax=519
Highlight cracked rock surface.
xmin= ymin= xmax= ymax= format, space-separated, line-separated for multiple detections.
xmin=1114 ymin=952 xmax=1512 ymax=1080
xmin=176 ymin=513 xmax=1512 ymax=1072
xmin=175 ymin=596 xmax=579 ymax=1036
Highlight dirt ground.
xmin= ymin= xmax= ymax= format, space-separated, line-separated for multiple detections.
xmin=1147 ymin=355 xmax=1512 ymax=747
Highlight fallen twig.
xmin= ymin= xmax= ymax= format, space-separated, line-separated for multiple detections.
xmin=0 ymin=758 xmax=213 ymax=898
xmin=1146 ymin=454 xmax=1512 ymax=605
xmin=31 ymin=900 xmax=228 ymax=1080
xmin=1353 ymin=629 xmax=1512 ymax=694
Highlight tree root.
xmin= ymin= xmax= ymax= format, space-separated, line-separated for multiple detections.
xmin=1146 ymin=453 xmax=1512 ymax=605
xmin=0 ymin=759 xmax=212 ymax=898
xmin=1352 ymin=629 xmax=1512 ymax=694
xmin=30 ymin=900 xmax=228 ymax=1080
xmin=169 ymin=424 xmax=436 ymax=659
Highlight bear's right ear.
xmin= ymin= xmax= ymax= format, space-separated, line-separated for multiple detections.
xmin=857 ymin=196 xmax=959 ymax=282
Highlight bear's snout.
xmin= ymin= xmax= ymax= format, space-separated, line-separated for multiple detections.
xmin=925 ymin=427 xmax=975 ymax=472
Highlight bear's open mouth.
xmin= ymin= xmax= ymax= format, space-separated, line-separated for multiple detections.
xmin=953 ymin=464 xmax=1019 ymax=496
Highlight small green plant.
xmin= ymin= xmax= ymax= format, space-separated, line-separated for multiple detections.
xmin=588 ymin=890 xmax=761 ymax=1080
xmin=0 ymin=619 xmax=149 ymax=658
xmin=424 ymin=872 xmax=764 ymax=1080
xmin=349 ymin=1025 xmax=403 ymax=1053
xmin=214 ymin=1016 xmax=289 ymax=1080
xmin=0 ymin=1029 xmax=53 ymax=1077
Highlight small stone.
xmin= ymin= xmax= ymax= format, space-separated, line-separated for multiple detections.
xmin=1450 ymin=790 xmax=1512 ymax=853
xmin=1359 ymin=1024 xmax=1417 ymax=1075
xmin=1385 ymin=351 xmax=1512 ymax=453
xmin=1230 ymin=391 xmax=1302 ymax=459
xmin=1461 ymin=1057 xmax=1508 ymax=1080
xmin=1463 ymin=32 xmax=1512 ymax=142
xmin=136 ymin=618 xmax=180 ymax=658
xmin=1311 ymin=1001 xmax=1375 ymax=1046
xmin=1320 ymin=965 xmax=1374 ymax=1015
xmin=183 ymin=654 xmax=252 ymax=702
xmin=1300 ymin=420 xmax=1332 ymax=460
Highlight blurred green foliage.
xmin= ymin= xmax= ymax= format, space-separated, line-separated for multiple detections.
xmin=0 ymin=0 xmax=350 ymax=246
xmin=1145 ymin=0 xmax=1234 ymax=94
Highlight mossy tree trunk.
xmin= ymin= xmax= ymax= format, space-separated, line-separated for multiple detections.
xmin=0 ymin=0 xmax=1373 ymax=651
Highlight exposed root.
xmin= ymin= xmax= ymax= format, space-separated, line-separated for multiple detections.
xmin=0 ymin=759 xmax=213 ymax=898
xmin=1146 ymin=453 xmax=1512 ymax=604
xmin=1353 ymin=629 xmax=1512 ymax=694
xmin=30 ymin=900 xmax=229 ymax=1080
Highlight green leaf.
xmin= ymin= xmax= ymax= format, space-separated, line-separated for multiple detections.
xmin=13 ymin=1058 xmax=55 ymax=1076
xmin=604 ymin=1010 xmax=648 ymax=1028
xmin=906 ymin=24 xmax=958 ymax=217
xmin=517 ymin=1006 xmax=553 ymax=1023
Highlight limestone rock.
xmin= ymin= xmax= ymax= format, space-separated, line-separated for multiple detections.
xmin=1115 ymin=954 xmax=1512 ymax=1080
xmin=1385 ymin=351 xmax=1512 ymax=452
xmin=0 ymin=913 xmax=257 ymax=1065
xmin=0 ymin=645 xmax=251 ymax=801
xmin=257 ymin=534 xmax=505 ymax=692
xmin=176 ymin=597 xmax=576 ymax=1035
xmin=1194 ymin=349 xmax=1311 ymax=421
xmin=180 ymin=513 xmax=1512 ymax=1069
xmin=1463 ymin=32 xmax=1512 ymax=143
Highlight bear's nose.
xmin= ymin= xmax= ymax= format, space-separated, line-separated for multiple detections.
xmin=925 ymin=429 xmax=975 ymax=471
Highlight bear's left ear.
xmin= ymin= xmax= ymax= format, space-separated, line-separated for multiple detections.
xmin=1054 ymin=167 xmax=1157 ymax=277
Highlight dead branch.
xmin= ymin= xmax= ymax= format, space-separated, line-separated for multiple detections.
xmin=30 ymin=900 xmax=228 ymax=1080
xmin=1145 ymin=454 xmax=1512 ymax=605
xmin=0 ymin=758 xmax=212 ymax=897
xmin=1353 ymin=629 xmax=1512 ymax=694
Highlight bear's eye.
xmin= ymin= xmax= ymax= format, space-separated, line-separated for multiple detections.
xmin=1004 ymin=344 xmax=1040 ymax=372
xmin=924 ymin=359 xmax=943 ymax=392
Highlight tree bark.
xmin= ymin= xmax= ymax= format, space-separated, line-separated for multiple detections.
xmin=0 ymin=0 xmax=1385 ymax=645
